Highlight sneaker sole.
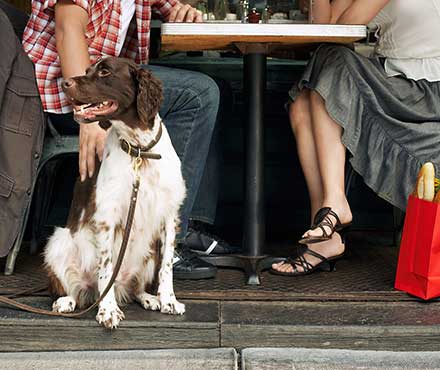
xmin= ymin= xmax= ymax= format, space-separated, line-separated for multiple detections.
xmin=190 ymin=248 xmax=241 ymax=256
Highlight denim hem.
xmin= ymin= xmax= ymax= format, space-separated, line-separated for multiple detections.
xmin=189 ymin=216 xmax=215 ymax=225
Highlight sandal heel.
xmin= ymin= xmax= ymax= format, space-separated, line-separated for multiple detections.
xmin=319 ymin=260 xmax=337 ymax=272
xmin=338 ymin=227 xmax=351 ymax=244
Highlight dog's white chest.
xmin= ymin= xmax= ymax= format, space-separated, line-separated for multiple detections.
xmin=94 ymin=122 xmax=185 ymax=252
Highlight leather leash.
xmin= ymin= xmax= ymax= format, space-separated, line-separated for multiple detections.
xmin=0 ymin=127 xmax=162 ymax=317
xmin=0 ymin=176 xmax=140 ymax=317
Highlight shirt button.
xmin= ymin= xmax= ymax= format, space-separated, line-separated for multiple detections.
xmin=26 ymin=189 xmax=31 ymax=196
xmin=34 ymin=152 xmax=40 ymax=159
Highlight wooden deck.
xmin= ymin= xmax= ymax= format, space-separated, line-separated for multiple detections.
xmin=2 ymin=297 xmax=440 ymax=352
xmin=1 ymin=233 xmax=439 ymax=352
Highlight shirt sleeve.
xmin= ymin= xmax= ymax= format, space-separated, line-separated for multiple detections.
xmin=152 ymin=0 xmax=180 ymax=20
xmin=41 ymin=0 xmax=90 ymax=15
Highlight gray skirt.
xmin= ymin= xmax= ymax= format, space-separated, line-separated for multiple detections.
xmin=288 ymin=44 xmax=440 ymax=211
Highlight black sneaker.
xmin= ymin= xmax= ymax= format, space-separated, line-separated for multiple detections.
xmin=185 ymin=221 xmax=241 ymax=255
xmin=173 ymin=244 xmax=217 ymax=280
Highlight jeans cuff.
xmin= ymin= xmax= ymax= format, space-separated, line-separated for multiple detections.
xmin=189 ymin=216 xmax=215 ymax=225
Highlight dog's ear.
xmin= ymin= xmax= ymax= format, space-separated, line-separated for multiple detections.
xmin=135 ymin=68 xmax=163 ymax=128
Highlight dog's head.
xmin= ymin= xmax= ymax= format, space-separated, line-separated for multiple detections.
xmin=62 ymin=57 xmax=163 ymax=130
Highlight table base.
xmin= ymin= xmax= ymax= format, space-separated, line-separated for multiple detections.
xmin=200 ymin=255 xmax=285 ymax=285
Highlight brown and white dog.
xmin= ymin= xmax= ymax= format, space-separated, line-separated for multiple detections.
xmin=44 ymin=57 xmax=186 ymax=329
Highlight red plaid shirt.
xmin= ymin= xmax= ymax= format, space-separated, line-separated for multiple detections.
xmin=23 ymin=0 xmax=177 ymax=113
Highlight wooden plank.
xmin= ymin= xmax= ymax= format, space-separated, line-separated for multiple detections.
xmin=161 ymin=23 xmax=367 ymax=37
xmin=220 ymin=301 xmax=440 ymax=351
xmin=222 ymin=324 xmax=440 ymax=351
xmin=0 ymin=297 xmax=218 ymax=325
xmin=162 ymin=35 xmax=364 ymax=52
xmin=0 ymin=326 xmax=219 ymax=352
xmin=161 ymin=23 xmax=367 ymax=51
xmin=176 ymin=290 xmax=417 ymax=302
xmin=222 ymin=301 xmax=440 ymax=326
xmin=0 ymin=298 xmax=220 ymax=352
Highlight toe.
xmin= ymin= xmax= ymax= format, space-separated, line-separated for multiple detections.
xmin=273 ymin=261 xmax=286 ymax=272
xmin=272 ymin=261 xmax=283 ymax=269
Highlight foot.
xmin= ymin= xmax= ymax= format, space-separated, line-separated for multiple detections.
xmin=52 ymin=296 xmax=76 ymax=313
xmin=302 ymin=200 xmax=352 ymax=240
xmin=96 ymin=303 xmax=125 ymax=329
xmin=173 ymin=244 xmax=217 ymax=280
xmin=272 ymin=233 xmax=345 ymax=274
xmin=185 ymin=221 xmax=240 ymax=255
xmin=136 ymin=292 xmax=161 ymax=311
xmin=159 ymin=294 xmax=186 ymax=315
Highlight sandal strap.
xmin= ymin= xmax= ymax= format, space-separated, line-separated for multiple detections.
xmin=285 ymin=257 xmax=300 ymax=273
xmin=312 ymin=207 xmax=331 ymax=227
xmin=326 ymin=208 xmax=342 ymax=228
xmin=302 ymin=247 xmax=328 ymax=263
xmin=297 ymin=253 xmax=314 ymax=272
xmin=293 ymin=246 xmax=327 ymax=273
xmin=280 ymin=246 xmax=330 ymax=274
xmin=310 ymin=207 xmax=342 ymax=239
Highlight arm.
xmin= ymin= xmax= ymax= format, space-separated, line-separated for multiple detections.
xmin=336 ymin=0 xmax=390 ymax=24
xmin=311 ymin=0 xmax=389 ymax=24
xmin=55 ymin=0 xmax=90 ymax=80
xmin=55 ymin=0 xmax=107 ymax=181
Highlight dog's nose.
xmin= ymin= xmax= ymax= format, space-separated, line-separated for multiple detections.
xmin=62 ymin=78 xmax=76 ymax=89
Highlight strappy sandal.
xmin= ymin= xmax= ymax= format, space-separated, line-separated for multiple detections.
xmin=298 ymin=207 xmax=352 ymax=245
xmin=269 ymin=246 xmax=344 ymax=277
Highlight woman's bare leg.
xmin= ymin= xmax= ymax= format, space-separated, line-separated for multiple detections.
xmin=272 ymin=89 xmax=346 ymax=273
xmin=272 ymin=91 xmax=352 ymax=273
xmin=288 ymin=89 xmax=324 ymax=218
xmin=302 ymin=90 xmax=352 ymax=239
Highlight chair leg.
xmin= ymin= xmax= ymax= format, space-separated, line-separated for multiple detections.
xmin=393 ymin=207 xmax=405 ymax=246
xmin=5 ymin=243 xmax=20 ymax=275
xmin=30 ymin=159 xmax=59 ymax=255
xmin=29 ymin=173 xmax=46 ymax=255
xmin=5 ymin=206 xmax=30 ymax=275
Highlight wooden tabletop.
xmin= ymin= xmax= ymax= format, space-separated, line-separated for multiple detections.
xmin=161 ymin=23 xmax=367 ymax=52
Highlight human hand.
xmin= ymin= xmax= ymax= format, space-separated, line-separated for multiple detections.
xmin=168 ymin=3 xmax=203 ymax=23
xmin=79 ymin=122 xmax=108 ymax=181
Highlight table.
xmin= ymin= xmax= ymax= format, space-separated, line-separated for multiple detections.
xmin=162 ymin=23 xmax=367 ymax=285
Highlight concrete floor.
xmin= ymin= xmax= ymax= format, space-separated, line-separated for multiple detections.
xmin=2 ymin=348 xmax=440 ymax=370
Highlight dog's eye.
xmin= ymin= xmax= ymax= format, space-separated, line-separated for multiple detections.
xmin=98 ymin=69 xmax=111 ymax=77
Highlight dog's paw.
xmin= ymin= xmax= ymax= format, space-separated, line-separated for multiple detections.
xmin=138 ymin=293 xmax=161 ymax=311
xmin=160 ymin=297 xmax=185 ymax=315
xmin=52 ymin=296 xmax=76 ymax=313
xmin=96 ymin=304 xmax=125 ymax=329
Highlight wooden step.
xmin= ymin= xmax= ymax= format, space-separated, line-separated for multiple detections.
xmin=1 ymin=298 xmax=440 ymax=352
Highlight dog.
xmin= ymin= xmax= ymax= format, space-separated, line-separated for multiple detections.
xmin=44 ymin=57 xmax=186 ymax=329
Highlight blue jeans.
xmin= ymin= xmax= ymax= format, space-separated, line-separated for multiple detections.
xmin=148 ymin=65 xmax=220 ymax=240
xmin=49 ymin=65 xmax=220 ymax=241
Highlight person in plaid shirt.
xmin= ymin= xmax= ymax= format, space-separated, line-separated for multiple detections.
xmin=22 ymin=0 xmax=230 ymax=279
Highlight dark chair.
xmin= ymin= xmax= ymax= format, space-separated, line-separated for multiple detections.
xmin=5 ymin=119 xmax=79 ymax=274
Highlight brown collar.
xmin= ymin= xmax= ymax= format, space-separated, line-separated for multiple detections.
xmin=120 ymin=122 xmax=163 ymax=160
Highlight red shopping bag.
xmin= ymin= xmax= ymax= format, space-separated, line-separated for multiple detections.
xmin=395 ymin=195 xmax=440 ymax=300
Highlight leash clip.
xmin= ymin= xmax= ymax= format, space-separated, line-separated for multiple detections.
xmin=133 ymin=149 xmax=143 ymax=176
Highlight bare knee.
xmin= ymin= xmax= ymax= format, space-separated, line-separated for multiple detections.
xmin=289 ymin=90 xmax=312 ymax=136
xmin=309 ymin=89 xmax=324 ymax=106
